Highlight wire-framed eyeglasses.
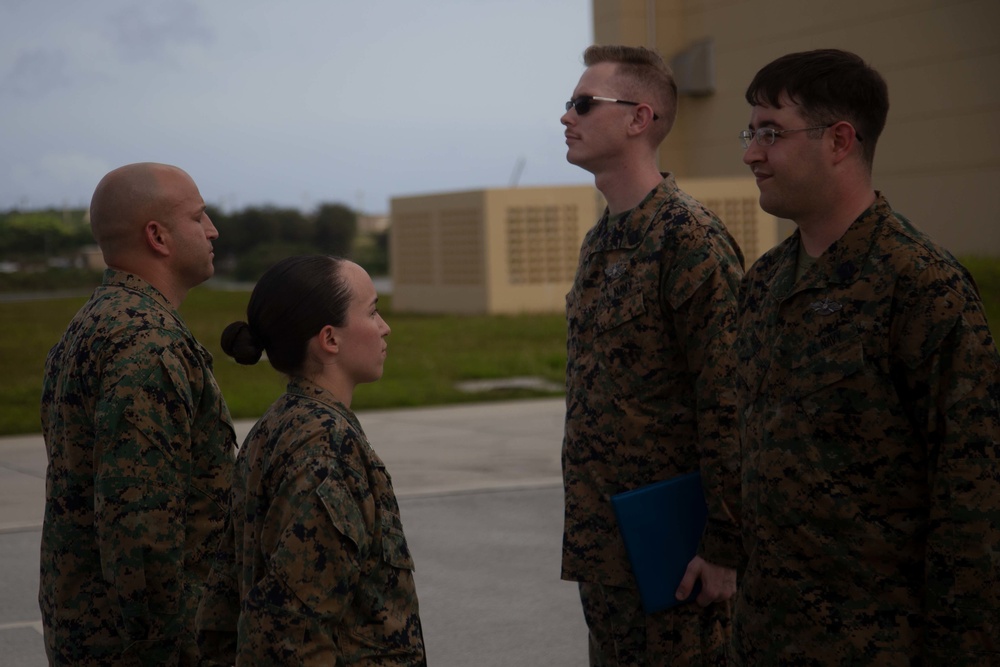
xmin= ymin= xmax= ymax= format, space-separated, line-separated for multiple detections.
xmin=566 ymin=95 xmax=660 ymax=121
xmin=739 ymin=125 xmax=833 ymax=149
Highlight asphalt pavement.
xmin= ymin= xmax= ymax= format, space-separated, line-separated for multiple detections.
xmin=0 ymin=397 xmax=588 ymax=666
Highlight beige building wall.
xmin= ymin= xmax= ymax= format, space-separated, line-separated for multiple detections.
xmin=593 ymin=0 xmax=1000 ymax=256
xmin=677 ymin=176 xmax=779 ymax=263
xmin=391 ymin=181 xmax=776 ymax=314
xmin=390 ymin=189 xmax=488 ymax=314
xmin=391 ymin=186 xmax=602 ymax=314
xmin=80 ymin=245 xmax=106 ymax=271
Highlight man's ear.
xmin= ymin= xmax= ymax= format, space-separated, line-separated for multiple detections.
xmin=627 ymin=104 xmax=657 ymax=136
xmin=830 ymin=121 xmax=860 ymax=165
xmin=144 ymin=220 xmax=170 ymax=257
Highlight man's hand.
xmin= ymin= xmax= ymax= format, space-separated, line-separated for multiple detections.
xmin=675 ymin=555 xmax=736 ymax=607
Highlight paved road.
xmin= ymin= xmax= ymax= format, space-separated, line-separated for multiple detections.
xmin=0 ymin=398 xmax=588 ymax=666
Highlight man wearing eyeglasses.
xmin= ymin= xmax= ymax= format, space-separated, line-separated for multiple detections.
xmin=560 ymin=44 xmax=745 ymax=665
xmin=734 ymin=49 xmax=1000 ymax=664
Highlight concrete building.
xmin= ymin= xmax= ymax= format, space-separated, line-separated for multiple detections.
xmin=391 ymin=186 xmax=598 ymax=315
xmin=391 ymin=0 xmax=998 ymax=315
xmin=390 ymin=180 xmax=776 ymax=314
xmin=594 ymin=0 xmax=1000 ymax=255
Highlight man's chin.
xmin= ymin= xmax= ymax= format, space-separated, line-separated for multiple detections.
xmin=565 ymin=151 xmax=587 ymax=170
xmin=756 ymin=193 xmax=786 ymax=219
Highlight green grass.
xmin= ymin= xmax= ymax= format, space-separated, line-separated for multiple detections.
xmin=961 ymin=256 xmax=1000 ymax=329
xmin=0 ymin=291 xmax=567 ymax=436
xmin=4 ymin=255 xmax=998 ymax=437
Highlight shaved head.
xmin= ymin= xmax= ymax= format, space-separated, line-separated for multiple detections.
xmin=89 ymin=162 xmax=191 ymax=261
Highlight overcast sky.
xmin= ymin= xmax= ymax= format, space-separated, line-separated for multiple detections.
xmin=0 ymin=0 xmax=594 ymax=214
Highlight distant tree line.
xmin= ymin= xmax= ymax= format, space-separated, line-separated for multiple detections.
xmin=0 ymin=202 xmax=388 ymax=286
xmin=207 ymin=202 xmax=362 ymax=280
xmin=0 ymin=209 xmax=92 ymax=260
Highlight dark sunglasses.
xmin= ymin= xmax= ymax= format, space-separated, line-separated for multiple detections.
xmin=565 ymin=95 xmax=660 ymax=120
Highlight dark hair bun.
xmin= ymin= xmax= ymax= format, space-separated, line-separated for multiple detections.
xmin=221 ymin=321 xmax=264 ymax=365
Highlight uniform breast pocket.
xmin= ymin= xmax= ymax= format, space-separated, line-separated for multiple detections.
xmin=379 ymin=509 xmax=415 ymax=572
xmin=773 ymin=330 xmax=877 ymax=487
xmin=787 ymin=333 xmax=867 ymax=414
xmin=342 ymin=508 xmax=421 ymax=654
xmin=593 ymin=288 xmax=646 ymax=336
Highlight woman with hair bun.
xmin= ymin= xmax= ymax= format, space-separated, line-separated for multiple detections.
xmin=198 ymin=255 xmax=426 ymax=665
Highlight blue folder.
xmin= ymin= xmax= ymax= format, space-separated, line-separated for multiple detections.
xmin=610 ymin=471 xmax=708 ymax=613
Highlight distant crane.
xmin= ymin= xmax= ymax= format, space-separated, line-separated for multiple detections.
xmin=508 ymin=156 xmax=526 ymax=188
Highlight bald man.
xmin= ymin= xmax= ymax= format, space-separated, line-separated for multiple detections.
xmin=39 ymin=163 xmax=237 ymax=666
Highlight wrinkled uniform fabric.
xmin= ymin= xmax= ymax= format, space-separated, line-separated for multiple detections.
xmin=562 ymin=174 xmax=745 ymax=663
xmin=39 ymin=269 xmax=236 ymax=666
xmin=200 ymin=378 xmax=425 ymax=666
xmin=580 ymin=581 xmax=732 ymax=667
xmin=734 ymin=194 xmax=1000 ymax=665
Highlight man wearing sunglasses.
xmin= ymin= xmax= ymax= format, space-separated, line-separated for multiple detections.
xmin=560 ymin=44 xmax=745 ymax=665
xmin=734 ymin=49 xmax=1000 ymax=664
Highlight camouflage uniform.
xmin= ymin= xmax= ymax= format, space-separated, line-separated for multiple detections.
xmin=39 ymin=269 xmax=237 ymax=666
xmin=562 ymin=174 xmax=745 ymax=664
xmin=200 ymin=377 xmax=425 ymax=666
xmin=734 ymin=194 xmax=1000 ymax=665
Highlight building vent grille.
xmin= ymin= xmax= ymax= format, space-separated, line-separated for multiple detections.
xmin=506 ymin=205 xmax=580 ymax=284
xmin=439 ymin=208 xmax=484 ymax=285
xmin=393 ymin=211 xmax=434 ymax=284
xmin=702 ymin=196 xmax=763 ymax=262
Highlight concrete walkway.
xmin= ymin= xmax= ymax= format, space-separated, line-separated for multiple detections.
xmin=0 ymin=398 xmax=588 ymax=665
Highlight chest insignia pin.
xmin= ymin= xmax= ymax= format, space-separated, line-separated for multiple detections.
xmin=809 ymin=297 xmax=843 ymax=315
xmin=604 ymin=262 xmax=626 ymax=280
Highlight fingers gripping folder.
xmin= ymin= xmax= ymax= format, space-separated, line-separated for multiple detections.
xmin=611 ymin=471 xmax=708 ymax=613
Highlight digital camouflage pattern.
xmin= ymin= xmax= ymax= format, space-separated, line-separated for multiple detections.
xmin=734 ymin=194 xmax=1000 ymax=665
xmin=562 ymin=174 xmax=745 ymax=662
xmin=198 ymin=377 xmax=425 ymax=666
xmin=39 ymin=269 xmax=237 ymax=666
xmin=580 ymin=582 xmax=730 ymax=666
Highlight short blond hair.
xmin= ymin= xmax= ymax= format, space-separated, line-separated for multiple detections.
xmin=583 ymin=45 xmax=677 ymax=143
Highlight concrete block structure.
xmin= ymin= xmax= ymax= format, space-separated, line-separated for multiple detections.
xmin=390 ymin=180 xmax=776 ymax=314
xmin=390 ymin=186 xmax=599 ymax=315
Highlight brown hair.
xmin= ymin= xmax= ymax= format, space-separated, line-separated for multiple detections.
xmin=746 ymin=49 xmax=889 ymax=168
xmin=221 ymin=255 xmax=352 ymax=376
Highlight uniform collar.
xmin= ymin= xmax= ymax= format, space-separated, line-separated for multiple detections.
xmin=588 ymin=173 xmax=677 ymax=255
xmin=766 ymin=192 xmax=892 ymax=300
xmin=286 ymin=377 xmax=361 ymax=429
xmin=102 ymin=268 xmax=178 ymax=315
xmin=100 ymin=268 xmax=220 ymax=365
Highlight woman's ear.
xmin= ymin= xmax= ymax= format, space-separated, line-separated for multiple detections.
xmin=316 ymin=324 xmax=339 ymax=355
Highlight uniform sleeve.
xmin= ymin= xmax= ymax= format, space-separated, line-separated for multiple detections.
xmin=237 ymin=456 xmax=372 ymax=664
xmin=93 ymin=342 xmax=199 ymax=664
xmin=662 ymin=229 xmax=744 ymax=568
xmin=892 ymin=264 xmax=1000 ymax=659
xmin=195 ymin=512 xmax=240 ymax=666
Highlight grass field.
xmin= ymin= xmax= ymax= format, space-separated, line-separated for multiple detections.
xmin=961 ymin=256 xmax=1000 ymax=328
xmin=0 ymin=290 xmax=567 ymax=436
xmin=2 ymin=256 xmax=998 ymax=437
